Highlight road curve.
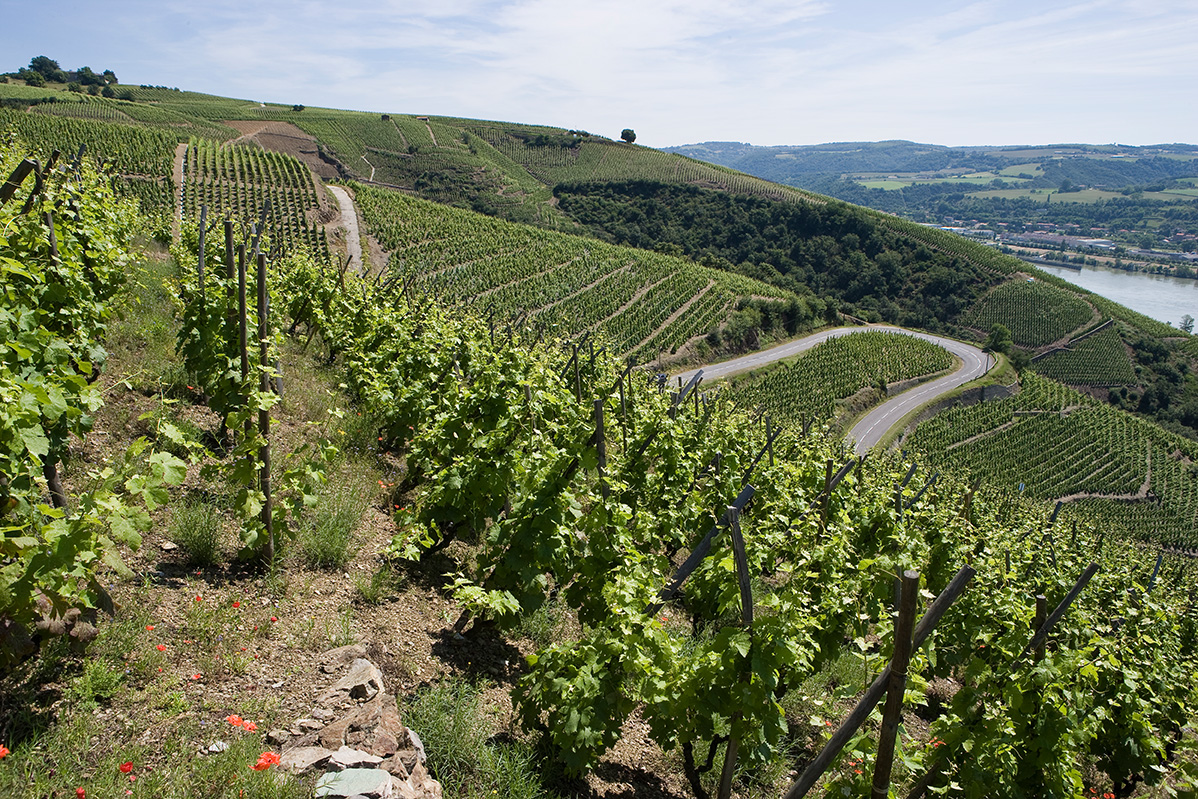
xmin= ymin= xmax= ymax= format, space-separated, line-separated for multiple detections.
xmin=672 ymin=325 xmax=992 ymax=454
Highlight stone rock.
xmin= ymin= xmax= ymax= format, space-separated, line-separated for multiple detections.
xmin=280 ymin=746 xmax=334 ymax=775
xmin=314 ymin=767 xmax=394 ymax=798
xmin=320 ymin=644 xmax=369 ymax=673
xmin=317 ymin=659 xmax=384 ymax=706
xmin=266 ymin=729 xmax=291 ymax=746
xmin=206 ymin=740 xmax=229 ymax=754
xmin=320 ymin=692 xmax=406 ymax=757
xmin=161 ymin=541 xmax=179 ymax=551
xmin=330 ymin=746 xmax=383 ymax=770
xmin=379 ymin=754 xmax=410 ymax=779
xmin=406 ymin=729 xmax=426 ymax=764
xmin=298 ymin=718 xmax=326 ymax=731
xmin=407 ymin=761 xmax=442 ymax=799
xmin=312 ymin=707 xmax=336 ymax=721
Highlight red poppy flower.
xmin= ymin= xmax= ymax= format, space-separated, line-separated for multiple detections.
xmin=119 ymin=762 xmax=133 ymax=774
xmin=242 ymin=721 xmax=258 ymax=732
xmin=226 ymin=714 xmax=244 ymax=727
xmin=232 ymin=601 xmax=241 ymax=608
xmin=0 ymin=744 xmax=9 ymax=759
xmin=270 ymin=617 xmax=277 ymax=623
xmin=195 ymin=595 xmax=202 ymax=602
xmin=156 ymin=644 xmax=166 ymax=652
xmin=192 ymin=674 xmax=202 ymax=681
xmin=250 ymin=751 xmax=280 ymax=770
xmin=77 ymin=789 xmax=86 ymax=799
xmin=145 ymin=625 xmax=155 ymax=631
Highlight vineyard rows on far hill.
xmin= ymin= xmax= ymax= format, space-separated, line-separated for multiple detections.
xmin=964 ymin=278 xmax=1096 ymax=347
xmin=181 ymin=138 xmax=330 ymax=261
xmin=1032 ymin=324 xmax=1137 ymax=385
xmin=910 ymin=372 xmax=1198 ymax=550
xmin=0 ymin=108 xmax=177 ymax=217
xmin=727 ymin=331 xmax=954 ymax=430
xmin=350 ymin=183 xmax=791 ymax=358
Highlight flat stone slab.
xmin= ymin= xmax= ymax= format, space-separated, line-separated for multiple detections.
xmin=315 ymin=767 xmax=393 ymax=798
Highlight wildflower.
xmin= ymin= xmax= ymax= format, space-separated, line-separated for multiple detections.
xmin=156 ymin=644 xmax=166 ymax=652
xmin=243 ymin=721 xmax=258 ymax=732
xmin=119 ymin=762 xmax=133 ymax=774
xmin=145 ymin=625 xmax=155 ymax=631
xmin=227 ymin=715 xmax=244 ymax=727
xmin=192 ymin=674 xmax=202 ymax=681
xmin=250 ymin=751 xmax=280 ymax=771
xmin=0 ymin=744 xmax=9 ymax=758
xmin=232 ymin=601 xmax=241 ymax=608
xmin=195 ymin=595 xmax=203 ymax=602
xmin=270 ymin=616 xmax=277 ymax=623
xmin=77 ymin=789 xmax=86 ymax=799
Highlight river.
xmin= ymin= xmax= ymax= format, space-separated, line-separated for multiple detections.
xmin=1034 ymin=261 xmax=1198 ymax=327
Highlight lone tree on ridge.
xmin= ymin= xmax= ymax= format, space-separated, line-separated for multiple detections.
xmin=620 ymin=128 xmax=636 ymax=144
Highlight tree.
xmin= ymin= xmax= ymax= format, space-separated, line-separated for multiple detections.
xmin=292 ymin=104 xmax=305 ymax=112
xmin=1181 ymin=314 xmax=1194 ymax=335
xmin=22 ymin=70 xmax=45 ymax=88
xmin=984 ymin=323 xmax=1013 ymax=355
xmin=620 ymin=129 xmax=636 ymax=144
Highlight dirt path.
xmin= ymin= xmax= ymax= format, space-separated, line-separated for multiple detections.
xmin=171 ymin=142 xmax=188 ymax=243
xmin=327 ymin=185 xmax=363 ymax=272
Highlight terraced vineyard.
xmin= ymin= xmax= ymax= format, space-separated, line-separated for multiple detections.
xmin=351 ymin=183 xmax=789 ymax=358
xmin=0 ymin=108 xmax=177 ymax=217
xmin=1032 ymin=324 xmax=1136 ymax=385
xmin=964 ymin=278 xmax=1095 ymax=347
xmin=181 ymin=138 xmax=330 ymax=260
xmin=910 ymin=372 xmax=1198 ymax=550
xmin=727 ymin=331 xmax=954 ymax=429
xmin=465 ymin=122 xmax=820 ymax=202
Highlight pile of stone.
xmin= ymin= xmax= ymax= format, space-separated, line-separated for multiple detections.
xmin=271 ymin=644 xmax=442 ymax=799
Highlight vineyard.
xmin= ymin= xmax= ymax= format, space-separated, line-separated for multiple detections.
xmin=0 ymin=108 xmax=177 ymax=218
xmin=964 ymin=278 xmax=1096 ymax=347
xmin=277 ymin=253 xmax=1198 ymax=799
xmin=727 ymin=331 xmax=954 ymax=430
xmin=1032 ymin=324 xmax=1137 ymax=385
xmin=181 ymin=138 xmax=331 ymax=261
xmin=909 ymin=372 xmax=1198 ymax=550
xmin=350 ymin=182 xmax=790 ymax=359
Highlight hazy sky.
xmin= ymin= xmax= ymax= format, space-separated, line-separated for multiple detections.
xmin=4 ymin=0 xmax=1196 ymax=148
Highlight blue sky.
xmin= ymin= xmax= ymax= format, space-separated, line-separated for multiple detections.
xmin=4 ymin=0 xmax=1196 ymax=148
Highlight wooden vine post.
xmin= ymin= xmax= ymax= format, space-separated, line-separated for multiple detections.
xmin=196 ymin=204 xmax=207 ymax=311
xmin=871 ymin=569 xmax=920 ymax=798
xmin=717 ymin=505 xmax=754 ymax=799
xmin=237 ymin=243 xmax=251 ymax=444
xmin=41 ymin=210 xmax=68 ymax=509
xmin=781 ymin=565 xmax=976 ymax=799
xmin=257 ymin=251 xmax=274 ymax=561
xmin=594 ymin=398 xmax=608 ymax=500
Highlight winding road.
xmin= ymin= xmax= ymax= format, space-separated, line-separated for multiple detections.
xmin=673 ymin=326 xmax=992 ymax=454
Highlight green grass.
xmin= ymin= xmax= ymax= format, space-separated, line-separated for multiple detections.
xmin=403 ymin=676 xmax=557 ymax=799
xmin=295 ymin=468 xmax=372 ymax=569
xmin=170 ymin=500 xmax=227 ymax=568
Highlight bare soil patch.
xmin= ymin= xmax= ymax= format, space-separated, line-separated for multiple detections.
xmin=223 ymin=120 xmax=341 ymax=181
